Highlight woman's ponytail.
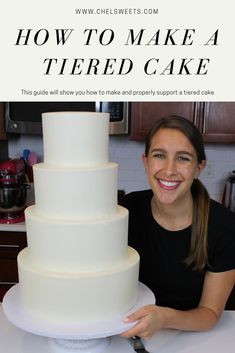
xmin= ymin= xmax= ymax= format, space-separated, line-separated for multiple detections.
xmin=184 ymin=179 xmax=210 ymax=271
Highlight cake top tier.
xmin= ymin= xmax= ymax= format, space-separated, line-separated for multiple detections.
xmin=42 ymin=112 xmax=110 ymax=167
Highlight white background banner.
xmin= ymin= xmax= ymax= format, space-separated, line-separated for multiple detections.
xmin=0 ymin=0 xmax=234 ymax=101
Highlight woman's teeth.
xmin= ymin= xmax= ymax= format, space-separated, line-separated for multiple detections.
xmin=158 ymin=179 xmax=180 ymax=189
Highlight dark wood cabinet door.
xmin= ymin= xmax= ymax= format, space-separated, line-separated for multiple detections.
xmin=202 ymin=102 xmax=235 ymax=143
xmin=0 ymin=103 xmax=8 ymax=162
xmin=130 ymin=102 xmax=197 ymax=141
xmin=0 ymin=231 xmax=27 ymax=301
xmin=0 ymin=103 xmax=7 ymax=140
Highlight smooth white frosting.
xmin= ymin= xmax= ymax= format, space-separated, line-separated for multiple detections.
xmin=18 ymin=112 xmax=140 ymax=325
xmin=33 ymin=162 xmax=118 ymax=220
xmin=25 ymin=205 xmax=129 ymax=272
xmin=42 ymin=112 xmax=109 ymax=167
xmin=18 ymin=247 xmax=139 ymax=324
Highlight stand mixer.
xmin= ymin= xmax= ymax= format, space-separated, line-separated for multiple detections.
xmin=0 ymin=159 xmax=30 ymax=224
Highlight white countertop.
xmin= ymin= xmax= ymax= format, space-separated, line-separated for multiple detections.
xmin=144 ymin=311 xmax=235 ymax=353
xmin=1 ymin=306 xmax=235 ymax=353
xmin=0 ymin=222 xmax=26 ymax=232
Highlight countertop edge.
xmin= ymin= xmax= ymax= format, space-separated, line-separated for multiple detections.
xmin=0 ymin=223 xmax=26 ymax=232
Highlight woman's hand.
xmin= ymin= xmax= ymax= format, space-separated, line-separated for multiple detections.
xmin=121 ymin=270 xmax=235 ymax=340
xmin=121 ymin=304 xmax=166 ymax=340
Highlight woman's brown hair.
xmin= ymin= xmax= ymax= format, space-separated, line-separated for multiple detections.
xmin=145 ymin=115 xmax=210 ymax=271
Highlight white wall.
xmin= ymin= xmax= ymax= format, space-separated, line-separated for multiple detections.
xmin=8 ymin=134 xmax=235 ymax=202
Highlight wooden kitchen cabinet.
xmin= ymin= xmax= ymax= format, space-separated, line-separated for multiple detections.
xmin=202 ymin=102 xmax=235 ymax=143
xmin=130 ymin=102 xmax=235 ymax=143
xmin=0 ymin=103 xmax=7 ymax=141
xmin=0 ymin=103 xmax=8 ymax=162
xmin=0 ymin=231 xmax=27 ymax=301
xmin=130 ymin=102 xmax=197 ymax=141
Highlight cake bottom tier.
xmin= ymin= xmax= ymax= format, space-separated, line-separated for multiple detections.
xmin=17 ymin=247 xmax=140 ymax=324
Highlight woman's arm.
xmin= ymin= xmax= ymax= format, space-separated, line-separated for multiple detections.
xmin=121 ymin=269 xmax=235 ymax=339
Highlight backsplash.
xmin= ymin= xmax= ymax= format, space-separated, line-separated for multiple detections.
xmin=7 ymin=134 xmax=235 ymax=202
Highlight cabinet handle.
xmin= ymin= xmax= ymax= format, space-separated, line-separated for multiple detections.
xmin=202 ymin=116 xmax=207 ymax=134
xmin=202 ymin=102 xmax=209 ymax=134
xmin=0 ymin=244 xmax=20 ymax=248
xmin=0 ymin=281 xmax=17 ymax=285
xmin=193 ymin=102 xmax=200 ymax=126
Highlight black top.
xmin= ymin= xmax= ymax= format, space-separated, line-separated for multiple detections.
xmin=120 ymin=190 xmax=235 ymax=310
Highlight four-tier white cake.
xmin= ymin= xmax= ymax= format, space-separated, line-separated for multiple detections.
xmin=17 ymin=112 xmax=140 ymax=324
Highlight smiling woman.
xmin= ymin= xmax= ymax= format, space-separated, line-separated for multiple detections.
xmin=120 ymin=115 xmax=235 ymax=340
xmin=143 ymin=128 xmax=204 ymax=209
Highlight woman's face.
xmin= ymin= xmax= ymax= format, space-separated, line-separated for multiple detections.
xmin=142 ymin=128 xmax=206 ymax=207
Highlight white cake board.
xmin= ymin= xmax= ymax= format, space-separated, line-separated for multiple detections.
xmin=2 ymin=282 xmax=155 ymax=341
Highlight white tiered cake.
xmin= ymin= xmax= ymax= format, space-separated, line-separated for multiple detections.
xmin=17 ymin=112 xmax=140 ymax=325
